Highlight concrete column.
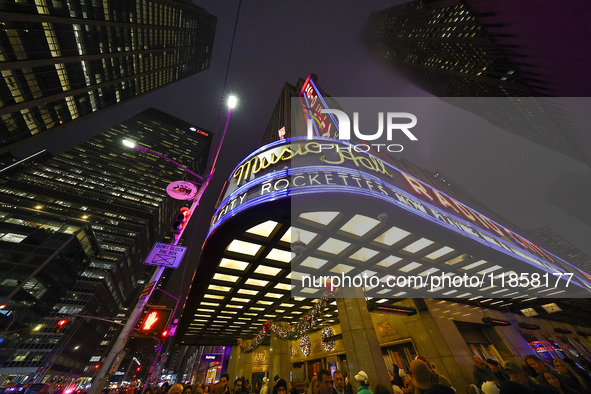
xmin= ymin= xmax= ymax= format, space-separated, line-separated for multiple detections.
xmin=227 ymin=346 xmax=241 ymax=381
xmin=336 ymin=296 xmax=391 ymax=392
xmin=269 ymin=325 xmax=291 ymax=391
xmin=237 ymin=350 xmax=254 ymax=383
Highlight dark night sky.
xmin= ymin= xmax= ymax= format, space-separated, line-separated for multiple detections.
xmin=12 ymin=1 xmax=591 ymax=300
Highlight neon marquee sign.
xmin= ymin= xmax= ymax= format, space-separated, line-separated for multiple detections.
xmin=401 ymin=172 xmax=554 ymax=263
xmin=212 ymin=138 xmax=591 ymax=291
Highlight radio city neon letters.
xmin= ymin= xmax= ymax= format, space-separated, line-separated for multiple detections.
xmin=401 ymin=172 xmax=554 ymax=262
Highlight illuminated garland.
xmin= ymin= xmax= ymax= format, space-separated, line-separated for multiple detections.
xmin=321 ymin=327 xmax=335 ymax=352
xmin=236 ymin=321 xmax=270 ymax=353
xmin=300 ymin=335 xmax=311 ymax=356
xmin=237 ymin=298 xmax=329 ymax=353
xmin=271 ymin=298 xmax=329 ymax=340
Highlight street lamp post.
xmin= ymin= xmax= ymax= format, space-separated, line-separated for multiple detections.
xmin=87 ymin=95 xmax=237 ymax=394
xmin=211 ymin=95 xmax=236 ymax=174
xmin=122 ymin=139 xmax=205 ymax=183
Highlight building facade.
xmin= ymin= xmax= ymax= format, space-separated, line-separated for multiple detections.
xmin=0 ymin=107 xmax=212 ymax=384
xmin=363 ymin=0 xmax=591 ymax=167
xmin=178 ymin=76 xmax=591 ymax=392
xmin=0 ymin=0 xmax=216 ymax=153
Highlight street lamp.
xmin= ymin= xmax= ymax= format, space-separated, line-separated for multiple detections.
xmin=211 ymin=95 xmax=237 ymax=174
xmin=122 ymin=139 xmax=204 ymax=183
xmin=228 ymin=95 xmax=237 ymax=109
xmin=90 ymin=97 xmax=238 ymax=394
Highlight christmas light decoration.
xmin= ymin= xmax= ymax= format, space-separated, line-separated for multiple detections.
xmin=271 ymin=298 xmax=329 ymax=340
xmin=237 ymin=297 xmax=329 ymax=353
xmin=321 ymin=327 xmax=335 ymax=352
xmin=300 ymin=335 xmax=311 ymax=356
xmin=236 ymin=321 xmax=271 ymax=352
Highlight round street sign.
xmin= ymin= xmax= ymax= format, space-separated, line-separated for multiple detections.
xmin=166 ymin=181 xmax=199 ymax=200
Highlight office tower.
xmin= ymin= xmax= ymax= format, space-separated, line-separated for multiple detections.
xmin=0 ymin=209 xmax=99 ymax=377
xmin=363 ymin=0 xmax=591 ymax=167
xmin=0 ymin=108 xmax=212 ymax=382
xmin=0 ymin=0 xmax=216 ymax=154
xmin=364 ymin=0 xmax=590 ymax=97
xmin=364 ymin=0 xmax=531 ymax=97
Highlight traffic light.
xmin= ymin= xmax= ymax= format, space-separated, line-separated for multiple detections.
xmin=161 ymin=330 xmax=168 ymax=338
xmin=94 ymin=363 xmax=100 ymax=370
xmin=56 ymin=319 xmax=68 ymax=332
xmin=136 ymin=366 xmax=141 ymax=372
xmin=171 ymin=207 xmax=191 ymax=233
xmin=139 ymin=307 xmax=172 ymax=334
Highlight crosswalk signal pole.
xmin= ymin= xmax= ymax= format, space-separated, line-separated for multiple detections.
xmin=88 ymin=95 xmax=236 ymax=394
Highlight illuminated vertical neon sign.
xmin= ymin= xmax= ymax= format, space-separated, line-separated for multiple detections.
xmin=299 ymin=75 xmax=340 ymax=138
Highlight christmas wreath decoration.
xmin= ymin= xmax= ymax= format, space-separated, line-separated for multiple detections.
xmin=321 ymin=327 xmax=335 ymax=351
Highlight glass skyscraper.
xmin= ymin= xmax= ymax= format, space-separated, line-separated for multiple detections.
xmin=363 ymin=0 xmax=591 ymax=167
xmin=0 ymin=107 xmax=212 ymax=383
xmin=0 ymin=0 xmax=216 ymax=153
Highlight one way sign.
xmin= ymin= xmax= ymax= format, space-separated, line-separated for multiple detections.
xmin=143 ymin=242 xmax=187 ymax=269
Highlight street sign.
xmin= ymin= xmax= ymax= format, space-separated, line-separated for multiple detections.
xmin=166 ymin=180 xmax=199 ymax=200
xmin=143 ymin=243 xmax=187 ymax=269
xmin=109 ymin=350 xmax=126 ymax=374
xmin=140 ymin=281 xmax=156 ymax=299
xmin=201 ymin=354 xmax=222 ymax=362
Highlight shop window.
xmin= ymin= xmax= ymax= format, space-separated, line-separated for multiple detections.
xmin=205 ymin=366 xmax=218 ymax=384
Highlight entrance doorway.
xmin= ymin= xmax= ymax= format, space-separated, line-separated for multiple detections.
xmin=455 ymin=321 xmax=503 ymax=364
xmin=306 ymin=359 xmax=325 ymax=378
xmin=252 ymin=372 xmax=266 ymax=392
xmin=381 ymin=339 xmax=417 ymax=374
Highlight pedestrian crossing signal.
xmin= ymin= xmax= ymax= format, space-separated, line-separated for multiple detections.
xmin=139 ymin=307 xmax=172 ymax=334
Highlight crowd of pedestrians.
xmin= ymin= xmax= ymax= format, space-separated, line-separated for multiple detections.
xmin=147 ymin=353 xmax=591 ymax=394
xmin=469 ymin=354 xmax=591 ymax=393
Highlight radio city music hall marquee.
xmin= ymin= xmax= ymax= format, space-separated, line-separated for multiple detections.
xmin=209 ymin=137 xmax=591 ymax=292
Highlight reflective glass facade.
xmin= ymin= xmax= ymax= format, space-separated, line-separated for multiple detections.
xmin=0 ymin=0 xmax=216 ymax=153
xmin=0 ymin=107 xmax=212 ymax=381
xmin=364 ymin=0 xmax=591 ymax=166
